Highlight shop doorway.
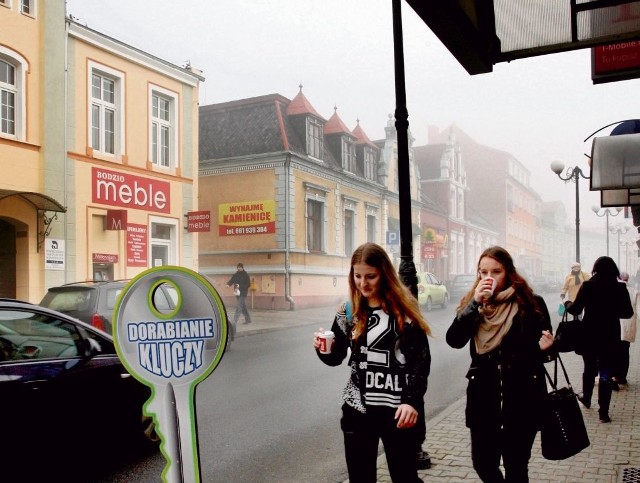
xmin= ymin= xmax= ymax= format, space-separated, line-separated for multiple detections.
xmin=0 ymin=219 xmax=16 ymax=298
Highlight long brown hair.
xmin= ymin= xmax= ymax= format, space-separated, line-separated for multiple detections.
xmin=348 ymin=243 xmax=431 ymax=339
xmin=456 ymin=246 xmax=542 ymax=318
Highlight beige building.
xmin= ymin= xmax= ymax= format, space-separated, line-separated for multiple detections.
xmin=0 ymin=1 xmax=203 ymax=302
xmin=199 ymin=89 xmax=423 ymax=309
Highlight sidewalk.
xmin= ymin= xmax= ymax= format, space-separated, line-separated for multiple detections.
xmin=233 ymin=305 xmax=640 ymax=482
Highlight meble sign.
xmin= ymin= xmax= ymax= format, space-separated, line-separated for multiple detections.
xmin=114 ymin=267 xmax=228 ymax=482
xmin=92 ymin=167 xmax=171 ymax=213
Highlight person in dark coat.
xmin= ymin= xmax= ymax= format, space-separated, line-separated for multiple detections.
xmin=447 ymin=246 xmax=554 ymax=483
xmin=226 ymin=262 xmax=252 ymax=325
xmin=565 ymin=256 xmax=633 ymax=423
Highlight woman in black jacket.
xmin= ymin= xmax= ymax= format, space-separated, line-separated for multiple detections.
xmin=447 ymin=246 xmax=553 ymax=483
xmin=566 ymin=256 xmax=633 ymax=423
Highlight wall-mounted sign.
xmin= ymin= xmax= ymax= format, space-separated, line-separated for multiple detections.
xmin=386 ymin=230 xmax=399 ymax=245
xmin=127 ymin=224 xmax=148 ymax=267
xmin=44 ymin=238 xmax=65 ymax=271
xmin=92 ymin=167 xmax=170 ymax=214
xmin=592 ymin=41 xmax=640 ymax=84
xmin=93 ymin=253 xmax=118 ymax=264
xmin=186 ymin=211 xmax=211 ymax=232
xmin=218 ymin=200 xmax=275 ymax=236
xmin=106 ymin=209 xmax=128 ymax=230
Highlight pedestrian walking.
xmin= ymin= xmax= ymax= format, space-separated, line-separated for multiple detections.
xmin=447 ymin=246 xmax=554 ymax=483
xmin=566 ymin=256 xmax=634 ymax=422
xmin=226 ymin=262 xmax=252 ymax=325
xmin=614 ymin=271 xmax=637 ymax=387
xmin=313 ymin=242 xmax=431 ymax=483
xmin=560 ymin=262 xmax=590 ymax=304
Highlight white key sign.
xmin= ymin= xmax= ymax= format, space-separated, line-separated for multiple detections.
xmin=113 ymin=267 xmax=228 ymax=483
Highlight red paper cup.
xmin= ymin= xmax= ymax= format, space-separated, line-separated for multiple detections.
xmin=318 ymin=330 xmax=335 ymax=354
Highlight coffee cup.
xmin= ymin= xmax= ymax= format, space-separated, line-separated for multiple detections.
xmin=482 ymin=277 xmax=496 ymax=297
xmin=318 ymin=330 xmax=335 ymax=354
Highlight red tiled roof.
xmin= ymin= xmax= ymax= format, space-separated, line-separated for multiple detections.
xmin=352 ymin=122 xmax=375 ymax=146
xmin=324 ymin=110 xmax=352 ymax=135
xmin=286 ymin=88 xmax=324 ymax=120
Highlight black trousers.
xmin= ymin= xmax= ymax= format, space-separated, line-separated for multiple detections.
xmin=470 ymin=424 xmax=537 ymax=483
xmin=341 ymin=404 xmax=420 ymax=483
xmin=233 ymin=294 xmax=251 ymax=323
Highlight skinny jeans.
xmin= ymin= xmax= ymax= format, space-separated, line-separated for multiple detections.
xmin=470 ymin=424 xmax=537 ymax=483
xmin=340 ymin=403 xmax=420 ymax=483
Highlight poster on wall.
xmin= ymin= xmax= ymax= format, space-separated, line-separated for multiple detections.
xmin=44 ymin=238 xmax=65 ymax=271
xmin=218 ymin=200 xmax=276 ymax=236
xmin=127 ymin=224 xmax=148 ymax=267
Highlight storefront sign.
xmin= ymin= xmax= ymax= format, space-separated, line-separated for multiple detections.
xmin=93 ymin=253 xmax=119 ymax=264
xmin=106 ymin=209 xmax=128 ymax=230
xmin=92 ymin=167 xmax=170 ymax=214
xmin=218 ymin=200 xmax=276 ymax=236
xmin=127 ymin=224 xmax=148 ymax=267
xmin=186 ymin=211 xmax=211 ymax=232
xmin=592 ymin=41 xmax=640 ymax=84
xmin=44 ymin=238 xmax=65 ymax=271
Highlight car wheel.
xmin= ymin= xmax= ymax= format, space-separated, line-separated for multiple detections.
xmin=425 ymin=297 xmax=433 ymax=312
xmin=441 ymin=293 xmax=449 ymax=308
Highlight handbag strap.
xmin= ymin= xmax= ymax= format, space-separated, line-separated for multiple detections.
xmin=543 ymin=353 xmax=573 ymax=391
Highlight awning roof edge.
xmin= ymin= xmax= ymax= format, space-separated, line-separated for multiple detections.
xmin=0 ymin=189 xmax=66 ymax=213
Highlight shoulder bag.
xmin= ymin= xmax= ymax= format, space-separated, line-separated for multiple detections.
xmin=540 ymin=354 xmax=590 ymax=460
xmin=553 ymin=310 xmax=583 ymax=354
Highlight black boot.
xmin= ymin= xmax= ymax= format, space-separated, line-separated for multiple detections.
xmin=598 ymin=379 xmax=613 ymax=423
xmin=580 ymin=374 xmax=594 ymax=408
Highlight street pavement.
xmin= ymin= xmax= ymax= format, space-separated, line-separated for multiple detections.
xmin=236 ymin=304 xmax=640 ymax=483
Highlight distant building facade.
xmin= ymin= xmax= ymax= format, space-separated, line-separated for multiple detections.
xmin=198 ymin=89 xmax=423 ymax=309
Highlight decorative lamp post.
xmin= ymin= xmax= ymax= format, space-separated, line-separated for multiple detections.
xmin=591 ymin=206 xmax=622 ymax=257
xmin=611 ymin=224 xmax=631 ymax=268
xmin=550 ymin=161 xmax=590 ymax=263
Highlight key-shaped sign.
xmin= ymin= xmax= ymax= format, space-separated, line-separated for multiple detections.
xmin=114 ymin=267 xmax=228 ymax=483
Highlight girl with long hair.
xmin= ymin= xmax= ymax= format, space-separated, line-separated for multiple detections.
xmin=313 ymin=242 xmax=431 ymax=483
xmin=447 ymin=246 xmax=554 ymax=482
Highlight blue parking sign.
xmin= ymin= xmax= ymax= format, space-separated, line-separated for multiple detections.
xmin=386 ymin=231 xmax=400 ymax=245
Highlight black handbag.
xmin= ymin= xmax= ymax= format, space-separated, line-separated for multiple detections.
xmin=553 ymin=311 xmax=583 ymax=354
xmin=541 ymin=354 xmax=590 ymax=460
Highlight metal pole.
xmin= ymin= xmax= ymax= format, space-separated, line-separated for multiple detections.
xmin=392 ymin=0 xmax=417 ymax=297
xmin=606 ymin=211 xmax=610 ymax=257
xmin=575 ymin=169 xmax=581 ymax=264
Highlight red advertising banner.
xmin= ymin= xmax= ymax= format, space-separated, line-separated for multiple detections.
xmin=126 ymin=224 xmax=148 ymax=267
xmin=92 ymin=167 xmax=170 ymax=214
xmin=187 ymin=211 xmax=211 ymax=232
xmin=92 ymin=253 xmax=119 ymax=264
xmin=592 ymin=41 xmax=640 ymax=84
xmin=218 ymin=200 xmax=276 ymax=236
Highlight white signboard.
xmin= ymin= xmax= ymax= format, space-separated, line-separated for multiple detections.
xmin=44 ymin=238 xmax=65 ymax=271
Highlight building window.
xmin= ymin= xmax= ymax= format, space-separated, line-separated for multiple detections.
xmin=150 ymin=217 xmax=177 ymax=267
xmin=150 ymin=86 xmax=177 ymax=168
xmin=367 ymin=214 xmax=376 ymax=242
xmin=0 ymin=49 xmax=26 ymax=140
xmin=306 ymin=198 xmax=325 ymax=252
xmin=364 ymin=147 xmax=376 ymax=181
xmin=307 ymin=119 xmax=322 ymax=159
xmin=89 ymin=62 xmax=124 ymax=157
xmin=344 ymin=209 xmax=355 ymax=256
xmin=342 ymin=138 xmax=356 ymax=172
xmin=21 ymin=0 xmax=34 ymax=16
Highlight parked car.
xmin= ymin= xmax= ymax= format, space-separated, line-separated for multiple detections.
xmin=0 ymin=298 xmax=158 ymax=478
xmin=416 ymin=272 xmax=449 ymax=311
xmin=39 ymin=279 xmax=177 ymax=335
xmin=449 ymin=274 xmax=478 ymax=304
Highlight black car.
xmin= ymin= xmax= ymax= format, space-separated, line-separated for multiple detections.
xmin=449 ymin=274 xmax=478 ymax=304
xmin=0 ymin=299 xmax=158 ymax=479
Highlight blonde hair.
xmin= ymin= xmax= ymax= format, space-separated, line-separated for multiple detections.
xmin=348 ymin=243 xmax=431 ymax=339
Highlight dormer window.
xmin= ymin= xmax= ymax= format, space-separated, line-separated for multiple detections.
xmin=364 ymin=146 xmax=376 ymax=181
xmin=307 ymin=118 xmax=323 ymax=159
xmin=342 ymin=137 xmax=356 ymax=172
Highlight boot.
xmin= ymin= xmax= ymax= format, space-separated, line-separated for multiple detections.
xmin=598 ymin=379 xmax=613 ymax=423
xmin=580 ymin=374 xmax=594 ymax=408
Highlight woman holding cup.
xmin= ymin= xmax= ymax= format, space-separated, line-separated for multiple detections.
xmin=313 ymin=242 xmax=431 ymax=483
xmin=447 ymin=246 xmax=554 ymax=483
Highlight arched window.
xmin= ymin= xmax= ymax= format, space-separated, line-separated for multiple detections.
xmin=0 ymin=47 xmax=27 ymax=141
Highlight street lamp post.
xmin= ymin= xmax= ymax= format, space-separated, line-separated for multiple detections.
xmin=611 ymin=224 xmax=630 ymax=268
xmin=550 ymin=162 xmax=590 ymax=263
xmin=591 ymin=206 xmax=622 ymax=257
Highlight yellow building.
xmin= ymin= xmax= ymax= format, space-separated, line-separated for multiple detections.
xmin=0 ymin=1 xmax=203 ymax=302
